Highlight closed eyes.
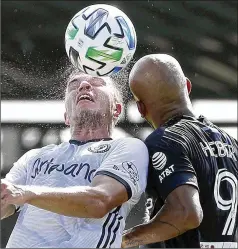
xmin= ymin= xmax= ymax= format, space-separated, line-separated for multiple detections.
xmin=67 ymin=77 xmax=106 ymax=90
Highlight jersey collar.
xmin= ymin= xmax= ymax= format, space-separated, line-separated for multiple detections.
xmin=69 ymin=138 xmax=112 ymax=146
xmin=163 ymin=114 xmax=197 ymax=127
xmin=163 ymin=114 xmax=209 ymax=127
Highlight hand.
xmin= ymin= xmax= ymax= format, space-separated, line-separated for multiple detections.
xmin=1 ymin=179 xmax=27 ymax=207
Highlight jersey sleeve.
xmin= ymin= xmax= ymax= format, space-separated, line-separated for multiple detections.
xmin=94 ymin=138 xmax=149 ymax=203
xmin=5 ymin=148 xmax=40 ymax=211
xmin=145 ymin=133 xmax=199 ymax=201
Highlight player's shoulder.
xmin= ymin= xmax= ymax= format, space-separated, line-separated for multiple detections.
xmin=35 ymin=143 xmax=63 ymax=153
xmin=145 ymin=124 xmax=189 ymax=153
xmin=113 ymin=137 xmax=146 ymax=146
xmin=111 ymin=137 xmax=148 ymax=153
xmin=145 ymin=127 xmax=173 ymax=147
xmin=22 ymin=143 xmax=67 ymax=161
xmin=146 ymin=116 xmax=202 ymax=143
xmin=145 ymin=127 xmax=165 ymax=143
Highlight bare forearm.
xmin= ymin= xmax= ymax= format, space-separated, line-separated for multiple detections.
xmin=123 ymin=185 xmax=203 ymax=248
xmin=123 ymin=203 xmax=192 ymax=247
xmin=23 ymin=185 xmax=108 ymax=218
xmin=1 ymin=204 xmax=15 ymax=220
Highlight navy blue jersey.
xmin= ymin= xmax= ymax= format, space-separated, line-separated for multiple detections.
xmin=144 ymin=115 xmax=238 ymax=248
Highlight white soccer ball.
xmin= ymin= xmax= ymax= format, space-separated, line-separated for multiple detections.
xmin=65 ymin=4 xmax=137 ymax=76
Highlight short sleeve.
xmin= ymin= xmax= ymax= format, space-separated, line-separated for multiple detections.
xmin=94 ymin=138 xmax=149 ymax=204
xmin=5 ymin=148 xmax=45 ymax=184
xmin=145 ymin=134 xmax=199 ymax=201
xmin=5 ymin=148 xmax=40 ymax=212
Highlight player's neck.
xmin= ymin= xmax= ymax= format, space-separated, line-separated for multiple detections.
xmin=151 ymin=103 xmax=195 ymax=129
xmin=70 ymin=126 xmax=111 ymax=142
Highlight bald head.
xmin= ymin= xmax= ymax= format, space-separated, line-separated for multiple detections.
xmin=129 ymin=54 xmax=189 ymax=104
xmin=129 ymin=54 xmax=193 ymax=128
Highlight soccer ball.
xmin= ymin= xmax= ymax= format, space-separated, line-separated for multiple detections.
xmin=65 ymin=4 xmax=137 ymax=76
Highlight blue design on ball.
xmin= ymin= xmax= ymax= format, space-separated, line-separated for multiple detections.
xmin=112 ymin=66 xmax=123 ymax=73
xmin=116 ymin=16 xmax=136 ymax=50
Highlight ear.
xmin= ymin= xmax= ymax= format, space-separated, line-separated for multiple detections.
xmin=136 ymin=101 xmax=146 ymax=118
xmin=113 ymin=103 xmax=122 ymax=118
xmin=64 ymin=112 xmax=70 ymax=126
xmin=186 ymin=78 xmax=192 ymax=94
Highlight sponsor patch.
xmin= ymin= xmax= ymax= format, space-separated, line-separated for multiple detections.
xmin=152 ymin=152 xmax=167 ymax=170
xmin=158 ymin=165 xmax=174 ymax=183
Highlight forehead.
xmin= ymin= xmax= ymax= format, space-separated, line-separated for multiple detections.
xmin=67 ymin=72 xmax=109 ymax=86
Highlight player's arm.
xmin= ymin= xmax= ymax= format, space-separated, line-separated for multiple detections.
xmin=1 ymin=204 xmax=16 ymax=220
xmin=1 ymin=179 xmax=15 ymax=220
xmin=1 ymin=175 xmax=128 ymax=218
xmin=1 ymin=179 xmax=18 ymax=220
xmin=122 ymin=134 xmax=203 ymax=247
xmin=1 ymin=148 xmax=33 ymax=220
xmin=1 ymin=139 xmax=149 ymax=218
xmin=122 ymin=184 xmax=202 ymax=247
xmin=1 ymin=179 xmax=22 ymax=220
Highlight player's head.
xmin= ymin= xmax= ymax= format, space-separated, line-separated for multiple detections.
xmin=129 ymin=54 xmax=193 ymax=128
xmin=64 ymin=70 xmax=122 ymax=135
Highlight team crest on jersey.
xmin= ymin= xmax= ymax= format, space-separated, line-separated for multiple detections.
xmin=88 ymin=144 xmax=111 ymax=153
xmin=122 ymin=161 xmax=139 ymax=185
xmin=152 ymin=152 xmax=167 ymax=170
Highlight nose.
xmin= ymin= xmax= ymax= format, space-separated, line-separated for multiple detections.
xmin=78 ymin=80 xmax=92 ymax=92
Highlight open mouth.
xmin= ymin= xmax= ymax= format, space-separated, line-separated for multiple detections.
xmin=77 ymin=94 xmax=94 ymax=103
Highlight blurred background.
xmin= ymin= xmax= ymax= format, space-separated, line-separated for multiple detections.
xmin=1 ymin=1 xmax=237 ymax=247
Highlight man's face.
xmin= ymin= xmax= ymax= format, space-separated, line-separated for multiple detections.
xmin=64 ymin=73 xmax=114 ymax=127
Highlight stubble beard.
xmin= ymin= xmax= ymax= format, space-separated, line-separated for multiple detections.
xmin=72 ymin=109 xmax=112 ymax=131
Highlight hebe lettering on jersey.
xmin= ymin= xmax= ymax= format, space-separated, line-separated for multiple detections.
xmin=200 ymin=141 xmax=237 ymax=161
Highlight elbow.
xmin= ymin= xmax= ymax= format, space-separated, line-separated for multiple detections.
xmin=184 ymin=206 xmax=203 ymax=229
xmin=91 ymin=201 xmax=109 ymax=219
xmin=88 ymin=193 xmax=112 ymax=219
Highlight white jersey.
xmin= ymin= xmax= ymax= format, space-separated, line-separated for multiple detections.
xmin=6 ymin=138 xmax=148 ymax=248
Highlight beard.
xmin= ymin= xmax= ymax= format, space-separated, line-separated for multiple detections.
xmin=72 ymin=109 xmax=113 ymax=131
